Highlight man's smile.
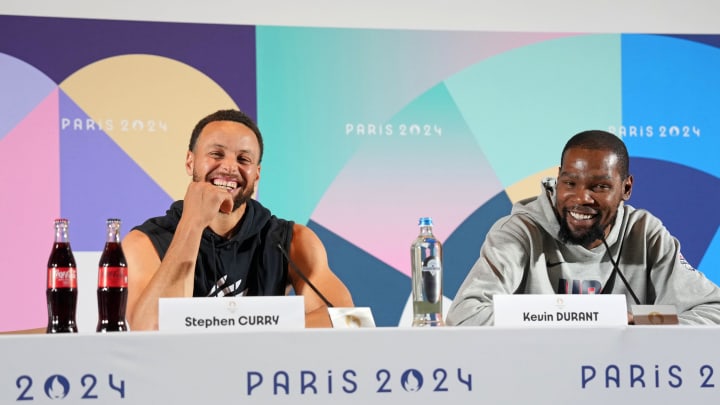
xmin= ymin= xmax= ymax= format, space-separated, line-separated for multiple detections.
xmin=569 ymin=211 xmax=595 ymax=221
xmin=211 ymin=178 xmax=238 ymax=191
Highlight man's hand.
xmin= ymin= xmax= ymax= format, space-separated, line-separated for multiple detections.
xmin=181 ymin=181 xmax=234 ymax=227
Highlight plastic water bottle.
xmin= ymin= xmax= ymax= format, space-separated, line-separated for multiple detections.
xmin=411 ymin=217 xmax=444 ymax=326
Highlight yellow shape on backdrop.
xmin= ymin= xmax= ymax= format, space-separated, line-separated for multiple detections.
xmin=60 ymin=54 xmax=237 ymax=200
xmin=505 ymin=166 xmax=558 ymax=204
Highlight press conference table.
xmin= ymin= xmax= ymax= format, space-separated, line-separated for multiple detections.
xmin=3 ymin=326 xmax=719 ymax=404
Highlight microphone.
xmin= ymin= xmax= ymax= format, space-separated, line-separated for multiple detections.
xmin=276 ymin=242 xmax=334 ymax=308
xmin=598 ymin=234 xmax=678 ymax=324
xmin=599 ymin=235 xmax=641 ymax=305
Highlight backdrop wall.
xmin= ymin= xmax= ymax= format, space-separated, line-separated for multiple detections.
xmin=1 ymin=1 xmax=719 ymax=331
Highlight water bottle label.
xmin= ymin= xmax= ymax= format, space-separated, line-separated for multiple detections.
xmin=421 ymin=256 xmax=442 ymax=304
xmin=98 ymin=266 xmax=128 ymax=288
xmin=422 ymin=256 xmax=441 ymax=272
xmin=47 ymin=267 xmax=77 ymax=289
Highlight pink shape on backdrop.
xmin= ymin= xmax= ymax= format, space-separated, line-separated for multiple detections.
xmin=312 ymin=150 xmax=503 ymax=276
xmin=0 ymin=89 xmax=60 ymax=332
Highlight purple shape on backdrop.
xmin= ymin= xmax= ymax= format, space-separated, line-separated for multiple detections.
xmin=629 ymin=157 xmax=720 ymax=268
xmin=0 ymin=53 xmax=56 ymax=140
xmin=0 ymin=15 xmax=257 ymax=119
xmin=665 ymin=34 xmax=720 ymax=50
xmin=59 ymin=90 xmax=174 ymax=250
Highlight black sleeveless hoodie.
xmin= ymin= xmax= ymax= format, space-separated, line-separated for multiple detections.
xmin=133 ymin=199 xmax=294 ymax=297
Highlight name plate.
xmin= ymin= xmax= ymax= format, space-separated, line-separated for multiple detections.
xmin=159 ymin=296 xmax=305 ymax=332
xmin=493 ymin=294 xmax=628 ymax=327
xmin=631 ymin=304 xmax=679 ymax=325
xmin=328 ymin=307 xmax=376 ymax=328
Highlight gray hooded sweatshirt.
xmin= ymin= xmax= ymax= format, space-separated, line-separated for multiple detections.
xmin=447 ymin=178 xmax=720 ymax=326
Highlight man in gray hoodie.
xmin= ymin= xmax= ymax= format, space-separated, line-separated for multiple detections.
xmin=447 ymin=130 xmax=720 ymax=325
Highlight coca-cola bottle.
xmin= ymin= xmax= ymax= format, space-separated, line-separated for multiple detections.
xmin=46 ymin=218 xmax=78 ymax=333
xmin=96 ymin=218 xmax=129 ymax=332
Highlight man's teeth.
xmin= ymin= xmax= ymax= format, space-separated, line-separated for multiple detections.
xmin=212 ymin=179 xmax=238 ymax=190
xmin=570 ymin=212 xmax=593 ymax=220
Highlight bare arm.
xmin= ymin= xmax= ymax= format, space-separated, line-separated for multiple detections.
xmin=287 ymin=224 xmax=354 ymax=327
xmin=124 ymin=225 xmax=201 ymax=331
xmin=0 ymin=327 xmax=46 ymax=335
xmin=125 ymin=182 xmax=235 ymax=331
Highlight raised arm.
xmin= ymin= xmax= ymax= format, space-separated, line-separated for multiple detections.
xmin=124 ymin=224 xmax=201 ymax=331
xmin=287 ymin=224 xmax=354 ymax=327
xmin=125 ymin=181 xmax=235 ymax=330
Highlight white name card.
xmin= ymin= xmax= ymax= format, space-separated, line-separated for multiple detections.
xmin=159 ymin=296 xmax=305 ymax=332
xmin=493 ymin=294 xmax=628 ymax=327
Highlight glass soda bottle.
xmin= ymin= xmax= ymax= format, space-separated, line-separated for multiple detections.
xmin=96 ymin=218 xmax=129 ymax=332
xmin=411 ymin=217 xmax=444 ymax=326
xmin=46 ymin=218 xmax=79 ymax=333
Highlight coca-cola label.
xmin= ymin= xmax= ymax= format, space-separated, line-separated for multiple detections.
xmin=47 ymin=267 xmax=77 ymax=289
xmin=98 ymin=266 xmax=128 ymax=288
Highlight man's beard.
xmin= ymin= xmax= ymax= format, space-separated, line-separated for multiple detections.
xmin=557 ymin=210 xmax=606 ymax=246
xmin=194 ymin=172 xmax=251 ymax=212
xmin=231 ymin=192 xmax=250 ymax=211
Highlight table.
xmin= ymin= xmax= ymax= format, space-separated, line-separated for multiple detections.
xmin=3 ymin=326 xmax=719 ymax=404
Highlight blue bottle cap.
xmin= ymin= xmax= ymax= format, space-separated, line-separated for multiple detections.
xmin=418 ymin=217 xmax=433 ymax=226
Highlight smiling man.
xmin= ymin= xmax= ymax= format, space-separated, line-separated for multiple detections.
xmin=123 ymin=109 xmax=353 ymax=330
xmin=447 ymin=130 xmax=720 ymax=325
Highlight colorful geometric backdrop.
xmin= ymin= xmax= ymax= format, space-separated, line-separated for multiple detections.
xmin=2 ymin=16 xmax=719 ymax=330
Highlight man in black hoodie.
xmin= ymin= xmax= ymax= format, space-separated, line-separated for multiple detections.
xmin=124 ymin=109 xmax=353 ymax=330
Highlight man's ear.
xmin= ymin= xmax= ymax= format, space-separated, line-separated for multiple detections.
xmin=252 ymin=164 xmax=261 ymax=198
xmin=622 ymin=175 xmax=633 ymax=200
xmin=185 ymin=150 xmax=194 ymax=176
